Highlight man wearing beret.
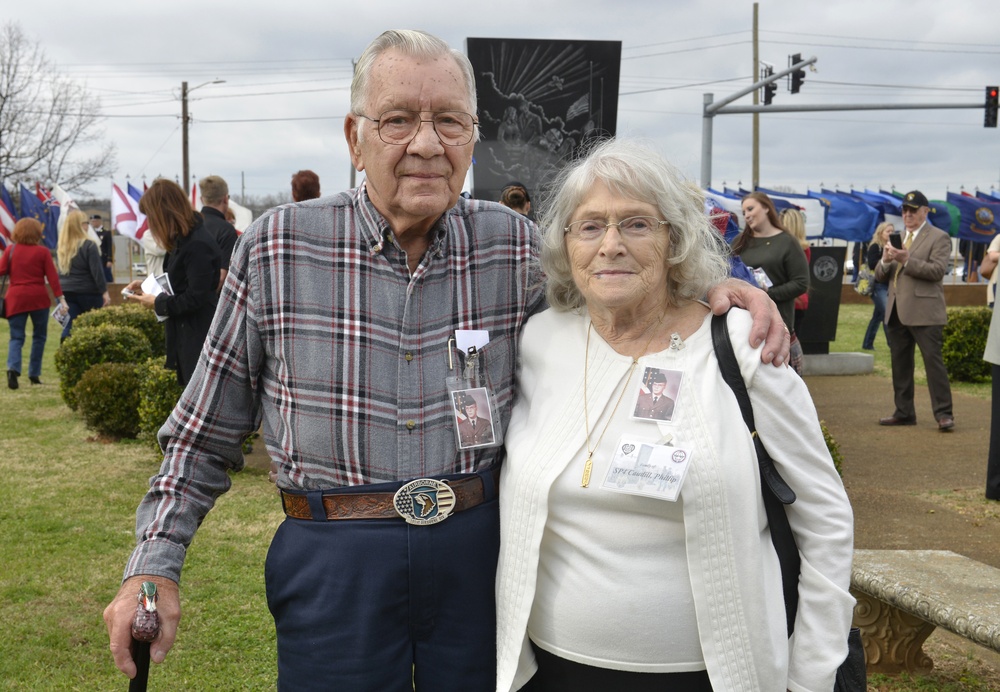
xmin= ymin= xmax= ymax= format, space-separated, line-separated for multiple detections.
xmin=875 ymin=190 xmax=954 ymax=431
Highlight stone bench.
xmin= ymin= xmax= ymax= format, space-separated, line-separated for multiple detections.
xmin=850 ymin=549 xmax=1000 ymax=674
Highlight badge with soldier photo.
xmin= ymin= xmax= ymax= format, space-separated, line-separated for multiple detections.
xmin=631 ymin=367 xmax=683 ymax=423
xmin=452 ymin=388 xmax=497 ymax=449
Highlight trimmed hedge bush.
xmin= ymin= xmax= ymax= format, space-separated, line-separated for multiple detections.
xmin=942 ymin=307 xmax=992 ymax=383
xmin=74 ymin=362 xmax=142 ymax=439
xmin=73 ymin=303 xmax=166 ymax=357
xmin=138 ymin=357 xmax=184 ymax=446
xmin=821 ymin=421 xmax=843 ymax=477
xmin=55 ymin=324 xmax=153 ymax=410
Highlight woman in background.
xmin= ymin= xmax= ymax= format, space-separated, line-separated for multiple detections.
xmin=124 ymin=178 xmax=222 ymax=385
xmin=499 ymin=182 xmax=532 ymax=217
xmin=779 ymin=208 xmax=811 ymax=335
xmin=862 ymin=222 xmax=893 ymax=351
xmin=57 ymin=209 xmax=110 ymax=341
xmin=0 ymin=218 xmax=66 ymax=388
xmin=732 ymin=192 xmax=809 ymax=375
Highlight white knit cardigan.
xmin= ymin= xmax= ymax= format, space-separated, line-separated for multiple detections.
xmin=496 ymin=308 xmax=855 ymax=692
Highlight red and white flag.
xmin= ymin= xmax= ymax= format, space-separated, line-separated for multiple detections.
xmin=111 ymin=183 xmax=145 ymax=240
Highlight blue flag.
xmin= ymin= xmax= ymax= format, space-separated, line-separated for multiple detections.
xmin=19 ymin=184 xmax=59 ymax=249
xmin=806 ymin=190 xmax=878 ymax=242
xmin=946 ymin=192 xmax=1000 ymax=242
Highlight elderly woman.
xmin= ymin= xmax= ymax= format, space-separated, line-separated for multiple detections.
xmin=496 ymin=140 xmax=854 ymax=692
xmin=1 ymin=218 xmax=66 ymax=388
xmin=124 ymin=178 xmax=222 ymax=385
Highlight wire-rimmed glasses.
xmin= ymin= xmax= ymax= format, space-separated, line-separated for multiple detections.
xmin=356 ymin=110 xmax=478 ymax=146
xmin=564 ymin=216 xmax=668 ymax=242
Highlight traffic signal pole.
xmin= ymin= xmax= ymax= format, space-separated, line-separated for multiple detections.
xmin=700 ymin=56 xmax=987 ymax=188
xmin=701 ymin=56 xmax=816 ymax=188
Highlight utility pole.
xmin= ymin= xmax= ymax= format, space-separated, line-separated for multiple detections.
xmin=752 ymin=3 xmax=760 ymax=189
xmin=181 ymin=79 xmax=225 ymax=195
xmin=181 ymin=81 xmax=189 ymax=192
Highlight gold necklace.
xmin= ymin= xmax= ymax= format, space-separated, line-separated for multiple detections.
xmin=581 ymin=316 xmax=662 ymax=487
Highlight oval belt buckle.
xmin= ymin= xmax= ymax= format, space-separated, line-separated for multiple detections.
xmin=393 ymin=478 xmax=457 ymax=525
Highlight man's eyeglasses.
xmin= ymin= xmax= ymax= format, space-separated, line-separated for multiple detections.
xmin=356 ymin=110 xmax=478 ymax=146
xmin=564 ymin=216 xmax=668 ymax=242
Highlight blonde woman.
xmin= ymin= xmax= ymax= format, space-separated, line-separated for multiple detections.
xmin=863 ymin=221 xmax=894 ymax=350
xmin=56 ymin=209 xmax=109 ymax=341
xmin=780 ymin=208 xmax=811 ymax=334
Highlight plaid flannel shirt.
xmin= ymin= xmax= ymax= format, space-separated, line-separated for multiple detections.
xmin=125 ymin=185 xmax=544 ymax=582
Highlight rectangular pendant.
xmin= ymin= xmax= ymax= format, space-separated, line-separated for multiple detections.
xmin=581 ymin=457 xmax=593 ymax=488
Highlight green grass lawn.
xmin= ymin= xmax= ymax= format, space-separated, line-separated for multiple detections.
xmin=0 ymin=319 xmax=280 ymax=690
xmin=0 ymin=304 xmax=991 ymax=689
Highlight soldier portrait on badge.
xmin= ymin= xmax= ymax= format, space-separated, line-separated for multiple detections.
xmin=453 ymin=389 xmax=495 ymax=448
xmin=633 ymin=367 xmax=680 ymax=422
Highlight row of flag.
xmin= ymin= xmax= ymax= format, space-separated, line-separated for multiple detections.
xmin=0 ymin=182 xmax=75 ymax=249
xmin=1 ymin=179 xmax=255 ymax=250
xmin=704 ymin=187 xmax=1000 ymax=244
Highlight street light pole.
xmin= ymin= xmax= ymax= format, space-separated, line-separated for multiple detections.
xmin=181 ymin=79 xmax=225 ymax=194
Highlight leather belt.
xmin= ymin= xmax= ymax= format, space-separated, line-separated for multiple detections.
xmin=280 ymin=467 xmax=500 ymax=525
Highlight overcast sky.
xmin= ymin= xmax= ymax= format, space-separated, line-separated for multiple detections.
xmin=5 ymin=0 xmax=999 ymax=203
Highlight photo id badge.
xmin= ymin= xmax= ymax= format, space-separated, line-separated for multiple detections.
xmin=600 ymin=434 xmax=693 ymax=502
xmin=631 ymin=366 xmax=683 ymax=423
xmin=448 ymin=386 xmax=501 ymax=449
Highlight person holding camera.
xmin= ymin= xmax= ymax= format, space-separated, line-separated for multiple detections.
xmin=874 ymin=190 xmax=954 ymax=431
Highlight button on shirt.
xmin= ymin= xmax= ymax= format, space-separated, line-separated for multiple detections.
xmin=126 ymin=185 xmax=544 ymax=582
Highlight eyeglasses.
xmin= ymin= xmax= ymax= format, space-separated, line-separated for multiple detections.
xmin=564 ymin=216 xmax=668 ymax=242
xmin=355 ymin=110 xmax=478 ymax=146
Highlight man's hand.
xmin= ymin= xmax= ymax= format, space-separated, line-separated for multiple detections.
xmin=884 ymin=244 xmax=909 ymax=265
xmin=104 ymin=575 xmax=180 ymax=678
xmin=707 ymin=278 xmax=789 ymax=366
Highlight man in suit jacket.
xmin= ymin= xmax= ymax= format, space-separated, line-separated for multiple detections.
xmin=198 ymin=175 xmax=238 ymax=286
xmin=874 ymin=190 xmax=954 ymax=431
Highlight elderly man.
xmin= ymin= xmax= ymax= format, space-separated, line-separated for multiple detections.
xmin=875 ymin=190 xmax=954 ymax=431
xmin=103 ymin=29 xmax=787 ymax=691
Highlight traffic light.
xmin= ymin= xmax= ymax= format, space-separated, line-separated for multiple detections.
xmin=763 ymin=66 xmax=776 ymax=106
xmin=986 ymin=86 xmax=999 ymax=128
xmin=790 ymin=53 xmax=806 ymax=94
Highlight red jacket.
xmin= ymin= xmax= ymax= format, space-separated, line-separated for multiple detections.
xmin=0 ymin=244 xmax=63 ymax=316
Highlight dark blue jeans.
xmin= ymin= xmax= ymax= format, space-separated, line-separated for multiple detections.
xmin=62 ymin=292 xmax=104 ymax=341
xmin=7 ymin=308 xmax=49 ymax=377
xmin=265 ymin=470 xmax=499 ymax=691
xmin=862 ymin=281 xmax=889 ymax=349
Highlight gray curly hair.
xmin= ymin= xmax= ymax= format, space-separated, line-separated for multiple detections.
xmin=539 ymin=138 xmax=731 ymax=311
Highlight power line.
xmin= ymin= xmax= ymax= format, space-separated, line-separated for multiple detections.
xmin=763 ymin=29 xmax=1000 ymax=49
xmin=623 ymin=40 xmax=749 ymax=60
xmin=762 ymin=39 xmax=1000 ymax=56
xmin=625 ymin=30 xmax=748 ymax=51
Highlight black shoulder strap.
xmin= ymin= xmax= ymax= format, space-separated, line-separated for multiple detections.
xmin=710 ymin=312 xmax=801 ymax=635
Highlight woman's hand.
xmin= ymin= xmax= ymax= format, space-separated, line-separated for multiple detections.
xmin=102 ymin=291 xmax=111 ymax=307
xmin=125 ymin=290 xmax=157 ymax=310
xmin=125 ymin=280 xmax=143 ymax=292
